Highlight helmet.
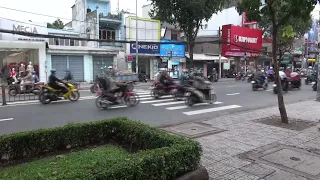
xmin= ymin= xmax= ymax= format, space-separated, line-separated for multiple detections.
xmin=50 ymin=69 xmax=56 ymax=73
xmin=270 ymin=67 xmax=273 ymax=69
xmin=309 ymin=66 xmax=312 ymax=69
xmin=108 ymin=66 xmax=113 ymax=69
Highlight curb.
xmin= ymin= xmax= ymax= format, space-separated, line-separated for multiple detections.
xmin=175 ymin=166 xmax=209 ymax=180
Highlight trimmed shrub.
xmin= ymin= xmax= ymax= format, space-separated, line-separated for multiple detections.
xmin=0 ymin=117 xmax=202 ymax=179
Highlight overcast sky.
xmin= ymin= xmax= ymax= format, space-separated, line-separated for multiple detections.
xmin=0 ymin=0 xmax=149 ymax=24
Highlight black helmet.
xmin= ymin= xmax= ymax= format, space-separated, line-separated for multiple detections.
xmin=50 ymin=69 xmax=56 ymax=73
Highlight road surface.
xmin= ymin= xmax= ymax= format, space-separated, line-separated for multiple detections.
xmin=0 ymin=81 xmax=315 ymax=135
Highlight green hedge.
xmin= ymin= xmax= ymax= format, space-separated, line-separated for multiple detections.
xmin=0 ymin=117 xmax=202 ymax=180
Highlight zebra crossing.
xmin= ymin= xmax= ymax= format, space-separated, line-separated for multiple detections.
xmin=135 ymin=90 xmax=242 ymax=116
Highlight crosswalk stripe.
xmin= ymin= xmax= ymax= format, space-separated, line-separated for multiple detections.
xmin=140 ymin=99 xmax=174 ymax=103
xmin=136 ymin=92 xmax=150 ymax=95
xmin=183 ymin=105 xmax=241 ymax=116
xmin=139 ymin=97 xmax=153 ymax=100
xmin=166 ymin=101 xmax=223 ymax=110
xmin=152 ymin=101 xmax=185 ymax=106
xmin=138 ymin=95 xmax=152 ymax=97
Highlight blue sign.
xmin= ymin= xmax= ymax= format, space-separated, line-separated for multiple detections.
xmin=130 ymin=43 xmax=160 ymax=54
xmin=160 ymin=40 xmax=185 ymax=57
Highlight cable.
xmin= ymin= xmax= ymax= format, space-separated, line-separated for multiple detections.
xmin=0 ymin=28 xmax=263 ymax=53
xmin=0 ymin=6 xmax=220 ymax=31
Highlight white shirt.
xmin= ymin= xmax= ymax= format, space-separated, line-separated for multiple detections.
xmin=279 ymin=71 xmax=287 ymax=79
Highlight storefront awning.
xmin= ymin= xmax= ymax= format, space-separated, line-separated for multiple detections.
xmin=185 ymin=54 xmax=228 ymax=61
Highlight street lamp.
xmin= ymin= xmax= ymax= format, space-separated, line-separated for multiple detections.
xmin=135 ymin=0 xmax=139 ymax=73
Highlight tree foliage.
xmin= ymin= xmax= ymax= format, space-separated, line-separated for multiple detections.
xmin=47 ymin=19 xmax=64 ymax=29
xmin=148 ymin=0 xmax=229 ymax=60
xmin=236 ymin=0 xmax=317 ymax=124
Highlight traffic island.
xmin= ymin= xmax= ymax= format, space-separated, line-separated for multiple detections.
xmin=0 ymin=117 xmax=207 ymax=180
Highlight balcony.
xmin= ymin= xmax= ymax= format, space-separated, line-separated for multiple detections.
xmin=99 ymin=13 xmax=122 ymax=24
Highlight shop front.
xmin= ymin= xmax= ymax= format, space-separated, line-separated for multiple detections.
xmin=129 ymin=42 xmax=160 ymax=80
xmin=0 ymin=19 xmax=48 ymax=82
xmin=221 ymin=24 xmax=263 ymax=72
xmin=159 ymin=39 xmax=186 ymax=79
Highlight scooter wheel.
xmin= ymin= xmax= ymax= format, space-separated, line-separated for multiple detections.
xmin=9 ymin=89 xmax=17 ymax=96
xmin=185 ymin=95 xmax=196 ymax=106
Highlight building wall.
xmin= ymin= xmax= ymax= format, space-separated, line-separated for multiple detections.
xmin=192 ymin=36 xmax=220 ymax=54
xmin=86 ymin=0 xmax=111 ymax=16
xmin=198 ymin=7 xmax=242 ymax=36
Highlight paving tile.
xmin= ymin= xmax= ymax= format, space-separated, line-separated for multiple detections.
xmin=240 ymin=163 xmax=276 ymax=178
xmin=264 ymin=169 xmax=308 ymax=180
xmin=217 ymin=169 xmax=260 ymax=180
xmin=219 ymin=156 xmax=252 ymax=169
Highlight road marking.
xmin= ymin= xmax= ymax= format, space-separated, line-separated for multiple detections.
xmin=227 ymin=85 xmax=237 ymax=87
xmin=141 ymin=99 xmax=174 ymax=103
xmin=0 ymin=118 xmax=13 ymax=122
xmin=135 ymin=92 xmax=150 ymax=95
xmin=152 ymin=101 xmax=185 ymax=106
xmin=183 ymin=105 xmax=241 ymax=116
xmin=226 ymin=93 xmax=240 ymax=96
xmin=166 ymin=102 xmax=223 ymax=110
xmin=109 ymin=105 xmax=127 ymax=109
xmin=266 ymin=89 xmax=273 ymax=91
xmin=139 ymin=95 xmax=152 ymax=97
xmin=139 ymin=97 xmax=153 ymax=100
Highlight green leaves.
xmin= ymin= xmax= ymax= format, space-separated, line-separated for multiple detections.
xmin=47 ymin=19 xmax=64 ymax=29
xmin=149 ymin=0 xmax=229 ymax=42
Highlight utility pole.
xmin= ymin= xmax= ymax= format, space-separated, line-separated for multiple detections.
xmin=317 ymin=42 xmax=320 ymax=101
xmin=218 ymin=27 xmax=222 ymax=79
xmin=135 ymin=0 xmax=139 ymax=73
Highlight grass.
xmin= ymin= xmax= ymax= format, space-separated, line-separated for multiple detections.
xmin=0 ymin=145 xmax=131 ymax=180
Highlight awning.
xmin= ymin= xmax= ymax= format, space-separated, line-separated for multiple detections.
xmin=185 ymin=54 xmax=228 ymax=61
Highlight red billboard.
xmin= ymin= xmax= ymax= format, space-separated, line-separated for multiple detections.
xmin=221 ymin=24 xmax=262 ymax=57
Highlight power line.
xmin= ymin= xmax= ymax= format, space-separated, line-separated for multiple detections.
xmin=0 ymin=28 xmax=263 ymax=53
xmin=0 ymin=6 xmax=221 ymax=31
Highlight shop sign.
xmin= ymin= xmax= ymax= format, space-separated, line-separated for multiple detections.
xmin=130 ymin=42 xmax=160 ymax=54
xmin=0 ymin=19 xmax=48 ymax=42
xmin=160 ymin=39 xmax=185 ymax=57
xmin=221 ymin=24 xmax=262 ymax=57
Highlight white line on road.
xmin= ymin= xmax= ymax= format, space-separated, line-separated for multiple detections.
xmin=141 ymin=99 xmax=174 ymax=103
xmin=183 ymin=105 xmax=241 ymax=116
xmin=266 ymin=89 xmax=273 ymax=91
xmin=0 ymin=118 xmax=13 ymax=122
xmin=152 ymin=101 xmax=185 ymax=106
xmin=227 ymin=85 xmax=237 ymax=87
xmin=226 ymin=93 xmax=240 ymax=96
xmin=166 ymin=102 xmax=223 ymax=110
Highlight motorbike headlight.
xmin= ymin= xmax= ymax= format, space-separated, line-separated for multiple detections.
xmin=273 ymin=84 xmax=277 ymax=87
xmin=251 ymin=81 xmax=255 ymax=83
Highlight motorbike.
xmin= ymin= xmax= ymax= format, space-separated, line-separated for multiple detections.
xmin=150 ymin=81 xmax=183 ymax=100
xmin=267 ymin=74 xmax=274 ymax=82
xmin=184 ymin=81 xmax=217 ymax=106
xmin=235 ymin=73 xmax=245 ymax=81
xmin=304 ymin=76 xmax=313 ymax=85
xmin=38 ymin=82 xmax=80 ymax=104
xmin=312 ymin=81 xmax=317 ymax=91
xmin=95 ymin=87 xmax=140 ymax=110
xmin=9 ymin=78 xmax=42 ymax=96
xmin=273 ymin=79 xmax=289 ymax=94
xmin=208 ymin=73 xmax=218 ymax=82
xmin=139 ymin=73 xmax=148 ymax=82
xmin=251 ymin=76 xmax=268 ymax=91
xmin=247 ymin=74 xmax=254 ymax=83
xmin=90 ymin=80 xmax=133 ymax=93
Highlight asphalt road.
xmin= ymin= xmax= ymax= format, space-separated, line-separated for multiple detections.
xmin=0 ymin=80 xmax=316 ymax=135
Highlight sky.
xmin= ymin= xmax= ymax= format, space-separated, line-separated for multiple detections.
xmin=0 ymin=0 xmax=149 ymax=24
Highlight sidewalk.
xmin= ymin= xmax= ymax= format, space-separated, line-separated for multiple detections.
xmin=164 ymin=100 xmax=320 ymax=179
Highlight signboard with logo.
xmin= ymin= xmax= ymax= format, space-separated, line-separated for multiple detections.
xmin=221 ymin=24 xmax=262 ymax=57
xmin=0 ymin=19 xmax=48 ymax=42
xmin=160 ymin=39 xmax=185 ymax=57
xmin=130 ymin=42 xmax=160 ymax=54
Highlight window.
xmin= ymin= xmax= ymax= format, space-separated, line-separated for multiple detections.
xmin=112 ymin=31 xmax=116 ymax=40
xmin=59 ymin=39 xmax=65 ymax=46
xmin=49 ymin=38 xmax=54 ymax=45
xmin=70 ymin=39 xmax=75 ymax=46
xmin=54 ymin=38 xmax=59 ymax=45
xmin=75 ymin=40 xmax=79 ymax=46
xmin=99 ymin=29 xmax=116 ymax=40
xmin=102 ymin=31 xmax=106 ymax=39
xmin=65 ymin=39 xmax=70 ymax=46
xmin=107 ymin=31 xmax=111 ymax=39
xmin=171 ymin=34 xmax=178 ymax=40
xmin=99 ymin=30 xmax=102 ymax=39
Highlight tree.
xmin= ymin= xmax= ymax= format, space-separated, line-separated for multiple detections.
xmin=47 ymin=19 xmax=64 ymax=29
xmin=148 ymin=0 xmax=228 ymax=62
xmin=236 ymin=0 xmax=317 ymax=124
xmin=259 ymin=14 xmax=312 ymax=58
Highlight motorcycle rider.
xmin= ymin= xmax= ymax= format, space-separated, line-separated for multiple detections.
xmin=267 ymin=67 xmax=274 ymax=81
xmin=159 ymin=70 xmax=174 ymax=88
xmin=253 ymin=68 xmax=265 ymax=85
xmin=48 ymin=69 xmax=69 ymax=99
xmin=21 ymin=69 xmax=34 ymax=91
xmin=97 ymin=74 xmax=127 ymax=104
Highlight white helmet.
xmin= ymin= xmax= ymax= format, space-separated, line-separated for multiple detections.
xmin=108 ymin=66 xmax=113 ymax=69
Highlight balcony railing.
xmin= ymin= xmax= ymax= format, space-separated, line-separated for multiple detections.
xmin=99 ymin=13 xmax=122 ymax=21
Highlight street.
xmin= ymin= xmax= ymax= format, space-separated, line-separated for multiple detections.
xmin=0 ymin=80 xmax=316 ymax=135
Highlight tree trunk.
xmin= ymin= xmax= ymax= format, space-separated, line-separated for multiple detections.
xmin=189 ymin=43 xmax=194 ymax=67
xmin=272 ymin=28 xmax=289 ymax=124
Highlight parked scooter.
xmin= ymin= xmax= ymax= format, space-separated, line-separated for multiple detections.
xmin=9 ymin=78 xmax=42 ymax=96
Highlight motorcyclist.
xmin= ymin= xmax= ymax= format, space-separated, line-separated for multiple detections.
xmin=159 ymin=71 xmax=174 ymax=87
xmin=267 ymin=67 xmax=274 ymax=81
xmin=21 ymin=70 xmax=34 ymax=91
xmin=97 ymin=75 xmax=127 ymax=103
xmin=253 ymin=68 xmax=265 ymax=85
xmin=48 ymin=69 xmax=69 ymax=99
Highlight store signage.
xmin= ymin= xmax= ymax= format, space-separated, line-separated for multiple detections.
xmin=221 ymin=24 xmax=262 ymax=57
xmin=13 ymin=25 xmax=38 ymax=33
xmin=0 ymin=19 xmax=48 ymax=42
xmin=160 ymin=39 xmax=185 ymax=57
xmin=130 ymin=43 xmax=160 ymax=54
xmin=127 ymin=55 xmax=132 ymax=62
